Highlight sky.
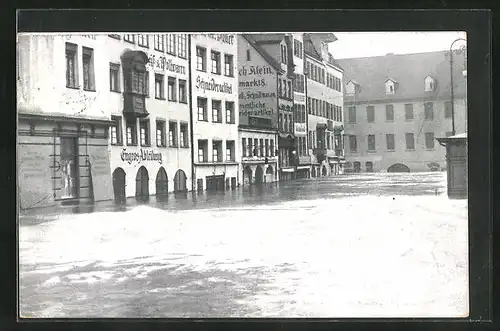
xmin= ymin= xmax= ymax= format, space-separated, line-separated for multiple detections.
xmin=329 ymin=32 xmax=467 ymax=59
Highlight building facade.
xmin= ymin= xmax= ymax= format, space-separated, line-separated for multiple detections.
xmin=106 ymin=33 xmax=192 ymax=202
xmin=304 ymin=33 xmax=345 ymax=178
xmin=17 ymin=34 xmax=114 ymax=209
xmin=338 ymin=50 xmax=467 ymax=173
xmin=238 ymin=35 xmax=279 ymax=185
xmin=190 ymin=34 xmax=240 ymax=191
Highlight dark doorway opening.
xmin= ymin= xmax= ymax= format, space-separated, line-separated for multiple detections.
xmin=243 ymin=166 xmax=252 ymax=185
xmin=353 ymin=161 xmax=361 ymax=173
xmin=112 ymin=167 xmax=126 ymax=204
xmin=155 ymin=167 xmax=168 ymax=201
xmin=255 ymin=166 xmax=264 ymax=184
xmin=174 ymin=169 xmax=188 ymax=192
xmin=59 ymin=137 xmax=79 ymax=200
xmin=135 ymin=166 xmax=150 ymax=201
xmin=206 ymin=175 xmax=225 ymax=192
xmin=366 ymin=162 xmax=374 ymax=172
xmin=387 ymin=163 xmax=410 ymax=173
xmin=322 ymin=165 xmax=327 ymax=176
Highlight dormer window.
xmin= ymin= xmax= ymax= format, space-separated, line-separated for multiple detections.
xmin=424 ymin=75 xmax=436 ymax=92
xmin=346 ymin=80 xmax=359 ymax=96
xmin=385 ymin=79 xmax=397 ymax=95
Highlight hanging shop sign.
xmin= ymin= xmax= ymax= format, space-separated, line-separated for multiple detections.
xmin=121 ymin=148 xmax=163 ymax=165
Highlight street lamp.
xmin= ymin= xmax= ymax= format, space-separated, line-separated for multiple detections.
xmin=449 ymin=37 xmax=467 ymax=136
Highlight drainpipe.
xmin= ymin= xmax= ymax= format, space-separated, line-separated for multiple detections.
xmin=188 ymin=34 xmax=196 ymax=193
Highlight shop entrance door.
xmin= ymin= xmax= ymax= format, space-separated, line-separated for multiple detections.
xmin=57 ymin=137 xmax=79 ymax=200
xmin=206 ymin=175 xmax=225 ymax=192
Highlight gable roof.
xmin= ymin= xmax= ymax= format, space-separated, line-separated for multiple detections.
xmin=338 ymin=50 xmax=467 ymax=103
xmin=241 ymin=34 xmax=284 ymax=73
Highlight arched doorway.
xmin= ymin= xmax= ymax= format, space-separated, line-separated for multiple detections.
xmin=112 ymin=167 xmax=126 ymax=204
xmin=353 ymin=161 xmax=361 ymax=173
xmin=311 ymin=166 xmax=317 ymax=178
xmin=255 ymin=166 xmax=264 ymax=184
xmin=243 ymin=166 xmax=252 ymax=185
xmin=155 ymin=167 xmax=168 ymax=198
xmin=366 ymin=162 xmax=374 ymax=172
xmin=174 ymin=169 xmax=188 ymax=192
xmin=387 ymin=163 xmax=410 ymax=173
xmin=322 ymin=165 xmax=327 ymax=176
xmin=135 ymin=166 xmax=149 ymax=201
xmin=266 ymin=165 xmax=274 ymax=183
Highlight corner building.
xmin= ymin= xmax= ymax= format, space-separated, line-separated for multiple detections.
xmin=338 ymin=50 xmax=467 ymax=173
xmin=106 ymin=33 xmax=192 ymax=202
xmin=190 ymin=34 xmax=240 ymax=191
xmin=17 ymin=34 xmax=114 ymax=209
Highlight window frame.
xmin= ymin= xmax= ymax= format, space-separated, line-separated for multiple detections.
xmin=386 ymin=133 xmax=395 ymax=150
xmin=110 ymin=116 xmax=123 ymax=146
xmin=197 ymin=97 xmax=208 ymax=121
xmin=212 ymin=99 xmax=222 ymax=123
xmin=126 ymin=120 xmax=138 ymax=146
xmin=109 ymin=63 xmax=121 ymax=92
xmin=65 ymin=43 xmax=78 ymax=89
xmin=82 ymin=47 xmax=95 ymax=91
xmin=153 ymin=34 xmax=165 ymax=52
xmin=405 ymin=133 xmax=415 ymax=150
xmin=180 ymin=123 xmax=189 ymax=148
xmin=225 ymin=101 xmax=235 ymax=124
xmin=196 ymin=46 xmax=207 ymax=72
xmin=139 ymin=120 xmax=151 ymax=147
xmin=156 ymin=120 xmax=166 ymax=147
xmin=168 ymin=76 xmax=177 ymax=102
xmin=425 ymin=132 xmax=435 ymax=149
xmin=385 ymin=104 xmax=395 ymax=122
xmin=154 ymin=73 xmax=165 ymax=100
xmin=168 ymin=121 xmax=178 ymax=147
xmin=224 ymin=54 xmax=234 ymax=77
xmin=178 ymin=79 xmax=187 ymax=103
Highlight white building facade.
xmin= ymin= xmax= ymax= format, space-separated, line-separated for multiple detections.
xmin=190 ymin=34 xmax=240 ymax=191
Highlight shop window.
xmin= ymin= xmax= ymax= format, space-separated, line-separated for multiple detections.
xmin=65 ymin=43 xmax=78 ymax=88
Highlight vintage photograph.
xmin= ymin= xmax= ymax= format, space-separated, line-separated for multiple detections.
xmin=17 ymin=31 xmax=468 ymax=318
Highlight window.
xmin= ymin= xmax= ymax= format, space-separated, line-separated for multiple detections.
xmin=213 ymin=141 xmax=222 ymax=162
xmin=242 ymin=138 xmax=247 ymax=157
xmin=265 ymin=139 xmax=270 ymax=157
xmin=270 ymin=139 xmax=275 ymax=157
xmin=198 ymin=140 xmax=208 ymax=162
xmin=82 ymin=47 xmax=95 ymax=91
xmin=167 ymin=35 xmax=176 ymax=55
xmin=224 ymin=54 xmax=234 ymax=77
xmin=444 ymin=101 xmax=453 ymax=118
xmin=287 ymin=81 xmax=292 ymax=98
xmin=349 ymin=135 xmax=357 ymax=152
xmin=65 ymin=43 xmax=78 ymax=88
xmin=124 ymin=34 xmax=135 ymax=43
xmin=281 ymin=44 xmax=287 ymax=64
xmin=386 ymin=134 xmax=395 ymax=150
xmin=169 ymin=122 xmax=178 ymax=147
xmin=278 ymin=80 xmax=282 ymax=97
xmin=196 ymin=46 xmax=206 ymax=71
xmin=139 ymin=120 xmax=150 ymax=146
xmin=367 ymin=135 xmax=376 ymax=151
xmin=259 ymin=138 xmax=264 ymax=157
xmin=348 ymin=106 xmax=356 ymax=123
xmin=155 ymin=74 xmax=165 ymax=99
xmin=386 ymin=81 xmax=395 ymax=95
xmin=425 ymin=77 xmax=435 ymax=91
xmin=246 ymin=49 xmax=251 ymax=61
xmin=424 ymin=102 xmax=434 ymax=120
xmin=225 ymin=101 xmax=235 ymax=123
xmin=153 ymin=35 xmax=165 ymax=52
xmin=126 ymin=120 xmax=137 ymax=146
xmin=366 ymin=106 xmax=375 ymax=123
xmin=110 ymin=116 xmax=122 ymax=145
xmin=307 ymin=97 xmax=312 ymax=114
xmin=109 ymin=63 xmax=120 ymax=92
xmin=180 ymin=123 xmax=189 ymax=148
xmin=108 ymin=34 xmax=121 ymax=39
xmin=386 ymin=104 xmax=394 ymax=121
xmin=248 ymin=138 xmax=253 ymax=157
xmin=405 ymin=133 xmax=415 ymax=150
xmin=211 ymin=51 xmax=221 ymax=74
xmin=168 ymin=77 xmax=176 ymax=101
xmin=177 ymin=34 xmax=187 ymax=58
xmin=144 ymin=71 xmax=150 ymax=97
xmin=178 ymin=80 xmax=187 ymax=103
xmin=138 ymin=34 xmax=149 ymax=48
xmin=294 ymin=39 xmax=303 ymax=58
xmin=253 ymin=138 xmax=259 ymax=156
xmin=425 ymin=132 xmax=435 ymax=149
xmin=156 ymin=120 xmax=166 ymax=147
xmin=405 ymin=103 xmax=414 ymax=120
xmin=212 ymin=100 xmax=222 ymax=123
xmin=226 ymin=140 xmax=235 ymax=161
xmin=197 ymin=97 xmax=207 ymax=121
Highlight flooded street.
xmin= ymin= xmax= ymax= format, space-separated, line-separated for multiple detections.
xmin=19 ymin=172 xmax=469 ymax=318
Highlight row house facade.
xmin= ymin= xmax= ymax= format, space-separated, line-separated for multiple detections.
xmin=190 ymin=34 xmax=240 ymax=191
xmin=338 ymin=50 xmax=467 ymax=173
xmin=304 ymin=33 xmax=346 ymax=178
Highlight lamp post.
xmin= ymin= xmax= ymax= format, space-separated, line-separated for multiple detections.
xmin=449 ymin=38 xmax=467 ymax=136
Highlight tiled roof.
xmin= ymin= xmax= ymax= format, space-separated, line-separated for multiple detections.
xmin=242 ymin=34 xmax=284 ymax=73
xmin=338 ymin=50 xmax=467 ymax=103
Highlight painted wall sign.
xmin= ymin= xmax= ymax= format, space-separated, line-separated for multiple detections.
xmin=121 ymin=148 xmax=163 ymax=164
xmin=294 ymin=93 xmax=305 ymax=103
xmin=294 ymin=123 xmax=307 ymax=136
xmin=195 ymin=76 xmax=233 ymax=94
xmin=206 ymin=34 xmax=235 ymax=45
xmin=238 ymin=63 xmax=277 ymax=120
xmin=147 ymin=54 xmax=186 ymax=75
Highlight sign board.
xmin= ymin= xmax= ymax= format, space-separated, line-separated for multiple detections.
xmin=121 ymin=148 xmax=163 ymax=164
xmin=294 ymin=123 xmax=307 ymax=136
